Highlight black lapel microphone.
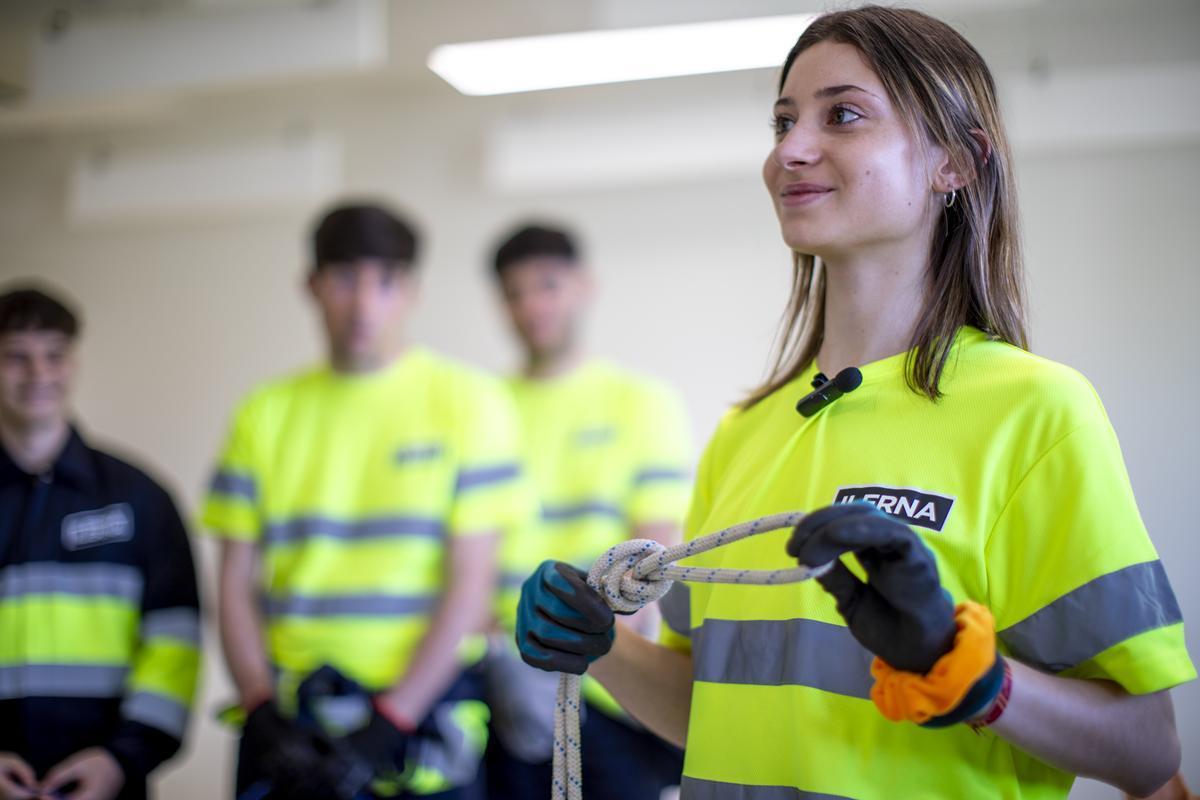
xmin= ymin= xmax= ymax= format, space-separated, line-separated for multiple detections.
xmin=795 ymin=367 xmax=863 ymax=417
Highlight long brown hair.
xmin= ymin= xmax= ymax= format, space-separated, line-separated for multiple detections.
xmin=744 ymin=6 xmax=1028 ymax=407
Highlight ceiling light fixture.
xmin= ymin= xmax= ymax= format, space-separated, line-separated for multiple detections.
xmin=427 ymin=13 xmax=817 ymax=96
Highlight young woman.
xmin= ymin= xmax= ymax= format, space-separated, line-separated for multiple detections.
xmin=515 ymin=6 xmax=1194 ymax=799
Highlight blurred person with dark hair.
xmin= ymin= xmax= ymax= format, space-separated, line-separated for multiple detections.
xmin=0 ymin=286 xmax=200 ymax=800
xmin=204 ymin=202 xmax=531 ymax=800
xmin=483 ymin=223 xmax=689 ymax=800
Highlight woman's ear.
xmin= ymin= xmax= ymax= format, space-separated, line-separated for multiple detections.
xmin=932 ymin=128 xmax=993 ymax=194
xmin=932 ymin=153 xmax=966 ymax=196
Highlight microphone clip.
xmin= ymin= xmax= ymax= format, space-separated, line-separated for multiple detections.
xmin=795 ymin=367 xmax=863 ymax=418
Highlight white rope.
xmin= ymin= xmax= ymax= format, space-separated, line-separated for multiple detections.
xmin=551 ymin=511 xmax=830 ymax=800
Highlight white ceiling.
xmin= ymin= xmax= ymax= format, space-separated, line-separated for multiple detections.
xmin=0 ymin=0 xmax=1196 ymax=141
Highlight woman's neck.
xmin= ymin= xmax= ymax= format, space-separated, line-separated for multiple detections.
xmin=817 ymin=245 xmax=929 ymax=375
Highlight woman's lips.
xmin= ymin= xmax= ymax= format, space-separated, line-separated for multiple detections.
xmin=780 ymin=183 xmax=834 ymax=207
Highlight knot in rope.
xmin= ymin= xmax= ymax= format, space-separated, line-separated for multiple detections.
xmin=587 ymin=538 xmax=675 ymax=614
xmin=551 ymin=510 xmax=832 ymax=800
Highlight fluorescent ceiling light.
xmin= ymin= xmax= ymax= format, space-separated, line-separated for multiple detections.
xmin=427 ymin=13 xmax=817 ymax=96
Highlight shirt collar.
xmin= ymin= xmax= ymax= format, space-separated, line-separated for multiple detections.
xmin=0 ymin=425 xmax=96 ymax=492
xmin=54 ymin=427 xmax=97 ymax=491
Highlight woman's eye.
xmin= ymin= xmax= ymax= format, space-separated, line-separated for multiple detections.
xmin=771 ymin=115 xmax=795 ymax=137
xmin=830 ymin=105 xmax=863 ymax=125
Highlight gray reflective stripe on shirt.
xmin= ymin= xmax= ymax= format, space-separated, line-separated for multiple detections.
xmin=998 ymin=559 xmax=1183 ymax=673
xmin=262 ymin=515 xmax=446 ymax=546
xmin=263 ymin=593 xmax=439 ymax=618
xmin=209 ymin=469 xmax=257 ymax=501
xmin=682 ymin=777 xmax=852 ymax=800
xmin=541 ymin=502 xmax=624 ymax=522
xmin=0 ymin=562 xmax=142 ymax=603
xmin=659 ymin=583 xmax=691 ymax=638
xmin=122 ymin=691 xmax=190 ymax=739
xmin=0 ymin=664 xmax=129 ymax=699
xmin=632 ymin=467 xmax=690 ymax=485
xmin=692 ymin=618 xmax=873 ymax=699
xmin=142 ymin=607 xmax=202 ymax=646
xmin=455 ymin=463 xmax=521 ymax=492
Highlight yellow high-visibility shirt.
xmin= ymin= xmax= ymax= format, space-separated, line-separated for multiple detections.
xmin=497 ymin=361 xmax=691 ymax=624
xmin=499 ymin=361 xmax=691 ymax=716
xmin=662 ymin=327 xmax=1194 ymax=800
xmin=204 ymin=347 xmax=531 ymax=694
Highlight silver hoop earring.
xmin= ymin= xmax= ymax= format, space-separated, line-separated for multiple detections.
xmin=944 ymin=189 xmax=957 ymax=209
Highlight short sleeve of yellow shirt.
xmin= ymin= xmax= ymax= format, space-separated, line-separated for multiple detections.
xmin=203 ymin=390 xmax=267 ymax=541
xmin=448 ymin=371 xmax=535 ymax=539
xmin=985 ymin=386 xmax=1192 ymax=694
xmin=623 ymin=379 xmax=693 ymax=528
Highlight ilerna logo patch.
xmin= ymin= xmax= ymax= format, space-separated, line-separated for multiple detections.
xmin=834 ymin=485 xmax=956 ymax=531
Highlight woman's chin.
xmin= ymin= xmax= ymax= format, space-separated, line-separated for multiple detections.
xmin=780 ymin=232 xmax=828 ymax=259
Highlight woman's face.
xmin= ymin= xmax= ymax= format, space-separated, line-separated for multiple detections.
xmin=763 ymin=40 xmax=944 ymax=261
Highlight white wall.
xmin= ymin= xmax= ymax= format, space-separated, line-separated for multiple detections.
xmin=0 ymin=3 xmax=1197 ymax=798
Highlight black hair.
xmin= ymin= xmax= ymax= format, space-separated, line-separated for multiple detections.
xmin=0 ymin=286 xmax=81 ymax=339
xmin=311 ymin=202 xmax=420 ymax=271
xmin=492 ymin=223 xmax=580 ymax=277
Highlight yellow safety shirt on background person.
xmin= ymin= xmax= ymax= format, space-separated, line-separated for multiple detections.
xmin=203 ymin=346 xmax=530 ymax=698
xmin=497 ymin=361 xmax=691 ymax=623
xmin=498 ymin=361 xmax=691 ymax=716
xmin=659 ymin=326 xmax=1195 ymax=800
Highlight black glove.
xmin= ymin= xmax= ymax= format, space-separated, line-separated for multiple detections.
xmin=245 ymin=701 xmax=371 ymax=800
xmin=787 ymin=503 xmax=956 ymax=673
xmin=345 ymin=703 xmax=410 ymax=791
xmin=243 ymin=701 xmax=302 ymax=766
xmin=516 ymin=561 xmax=616 ymax=674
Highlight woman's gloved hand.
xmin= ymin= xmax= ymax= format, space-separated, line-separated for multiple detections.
xmin=516 ymin=561 xmax=615 ymax=675
xmin=788 ymin=502 xmax=957 ymax=673
xmin=789 ymin=503 xmax=1006 ymax=727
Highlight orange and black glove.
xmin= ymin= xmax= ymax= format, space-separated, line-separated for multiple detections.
xmin=788 ymin=503 xmax=1007 ymax=726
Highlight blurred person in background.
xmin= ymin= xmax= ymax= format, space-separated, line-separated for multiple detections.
xmin=512 ymin=6 xmax=1194 ymax=799
xmin=203 ymin=202 xmax=531 ymax=800
xmin=483 ymin=223 xmax=689 ymax=800
xmin=0 ymin=286 xmax=200 ymax=800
